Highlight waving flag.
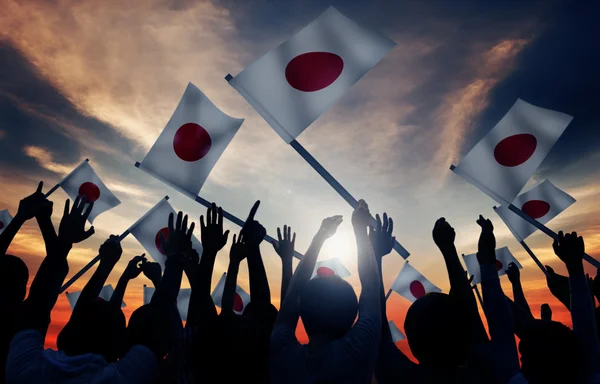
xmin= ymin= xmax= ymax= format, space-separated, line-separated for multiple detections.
xmin=390 ymin=262 xmax=441 ymax=302
xmin=311 ymin=257 xmax=351 ymax=279
xmin=143 ymin=286 xmax=192 ymax=321
xmin=463 ymin=247 xmax=522 ymax=284
xmin=389 ymin=320 xmax=406 ymax=342
xmin=227 ymin=6 xmax=396 ymax=143
xmin=128 ymin=197 xmax=203 ymax=268
xmin=137 ymin=83 xmax=244 ymax=197
xmin=495 ymin=180 xmax=576 ymax=241
xmin=211 ymin=272 xmax=251 ymax=315
xmin=0 ymin=210 xmax=13 ymax=235
xmin=59 ymin=160 xmax=120 ymax=223
xmin=65 ymin=284 xmax=125 ymax=309
xmin=452 ymin=99 xmax=572 ymax=205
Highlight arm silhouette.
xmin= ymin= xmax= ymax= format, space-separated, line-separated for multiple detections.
xmin=272 ymin=225 xmax=295 ymax=302
xmin=506 ymin=262 xmax=533 ymax=319
xmin=110 ymin=254 xmax=146 ymax=308
xmin=242 ymin=201 xmax=271 ymax=307
xmin=222 ymin=232 xmax=247 ymax=315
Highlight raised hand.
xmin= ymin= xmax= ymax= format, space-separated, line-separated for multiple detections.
xmin=506 ymin=262 xmax=520 ymax=285
xmin=476 ymin=215 xmax=496 ymax=265
xmin=230 ymin=232 xmax=248 ymax=264
xmin=123 ymin=254 xmax=147 ymax=280
xmin=181 ymin=248 xmax=200 ymax=280
xmin=369 ymin=213 xmax=395 ymax=258
xmin=351 ymin=199 xmax=371 ymax=230
xmin=58 ymin=196 xmax=95 ymax=245
xmin=432 ymin=217 xmax=455 ymax=250
xmin=273 ymin=225 xmax=296 ymax=261
xmin=241 ymin=201 xmax=266 ymax=246
xmin=553 ymin=231 xmax=585 ymax=273
xmin=159 ymin=211 xmax=195 ymax=258
xmin=16 ymin=181 xmax=48 ymax=221
xmin=99 ymin=235 xmax=123 ymax=267
xmin=200 ymin=203 xmax=230 ymax=253
xmin=319 ymin=215 xmax=343 ymax=239
xmin=541 ymin=303 xmax=552 ymax=321
xmin=141 ymin=260 xmax=162 ymax=285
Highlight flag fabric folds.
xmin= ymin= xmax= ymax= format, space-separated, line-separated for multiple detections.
xmin=389 ymin=320 xmax=406 ymax=342
xmin=495 ymin=180 xmax=576 ymax=241
xmin=452 ymin=99 xmax=572 ymax=205
xmin=59 ymin=160 xmax=121 ymax=223
xmin=390 ymin=262 xmax=441 ymax=303
xmin=138 ymin=83 xmax=244 ymax=197
xmin=311 ymin=257 xmax=351 ymax=279
xmin=65 ymin=284 xmax=125 ymax=309
xmin=0 ymin=209 xmax=13 ymax=235
xmin=211 ymin=272 xmax=251 ymax=315
xmin=228 ymin=6 xmax=396 ymax=143
xmin=143 ymin=286 xmax=192 ymax=321
xmin=128 ymin=197 xmax=203 ymax=268
xmin=463 ymin=247 xmax=522 ymax=285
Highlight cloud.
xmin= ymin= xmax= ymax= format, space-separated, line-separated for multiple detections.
xmin=24 ymin=145 xmax=79 ymax=174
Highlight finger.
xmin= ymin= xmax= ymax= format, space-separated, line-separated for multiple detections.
xmin=36 ymin=181 xmax=43 ymax=194
xmin=552 ymin=239 xmax=559 ymax=255
xmin=187 ymin=222 xmax=195 ymax=239
xmin=277 ymin=227 xmax=282 ymax=242
xmin=283 ymin=225 xmax=287 ymax=241
xmin=558 ymin=231 xmax=564 ymax=241
xmin=64 ymin=199 xmax=70 ymax=217
xmin=232 ymin=234 xmax=237 ymax=244
xmin=176 ymin=211 xmax=183 ymax=232
xmin=287 ymin=226 xmax=291 ymax=240
xmin=200 ymin=215 xmax=206 ymax=231
xmin=374 ymin=214 xmax=382 ymax=232
xmin=388 ymin=217 xmax=394 ymax=235
xmin=382 ymin=213 xmax=389 ymax=232
xmin=545 ymin=265 xmax=555 ymax=275
xmin=182 ymin=214 xmax=189 ymax=232
xmin=292 ymin=232 xmax=296 ymax=246
xmin=73 ymin=195 xmax=81 ymax=213
xmin=217 ymin=206 xmax=223 ymax=229
xmin=247 ymin=200 xmax=260 ymax=222
xmin=223 ymin=230 xmax=230 ymax=243
xmin=168 ymin=212 xmax=174 ymax=235
xmin=207 ymin=205 xmax=213 ymax=226
xmin=82 ymin=227 xmax=95 ymax=241
xmin=211 ymin=203 xmax=217 ymax=225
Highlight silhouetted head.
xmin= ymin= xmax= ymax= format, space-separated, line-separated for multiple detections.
xmin=299 ymin=276 xmax=358 ymax=340
xmin=404 ymin=292 xmax=469 ymax=367
xmin=519 ymin=320 xmax=583 ymax=384
xmin=57 ymin=299 xmax=126 ymax=362
xmin=0 ymin=255 xmax=29 ymax=308
xmin=126 ymin=304 xmax=182 ymax=356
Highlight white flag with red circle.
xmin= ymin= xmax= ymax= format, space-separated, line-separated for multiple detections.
xmin=0 ymin=209 xmax=13 ymax=235
xmin=389 ymin=320 xmax=406 ymax=342
xmin=128 ymin=197 xmax=203 ymax=268
xmin=452 ymin=99 xmax=572 ymax=205
xmin=462 ymin=247 xmax=522 ymax=285
xmin=138 ymin=83 xmax=244 ymax=197
xmin=227 ymin=6 xmax=396 ymax=143
xmin=65 ymin=284 xmax=125 ymax=310
xmin=311 ymin=257 xmax=351 ymax=279
xmin=390 ymin=262 xmax=441 ymax=303
xmin=59 ymin=160 xmax=121 ymax=223
xmin=143 ymin=286 xmax=192 ymax=321
xmin=494 ymin=180 xmax=575 ymax=241
xmin=211 ymin=272 xmax=251 ymax=315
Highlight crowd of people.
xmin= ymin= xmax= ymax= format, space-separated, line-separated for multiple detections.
xmin=1 ymin=182 xmax=600 ymax=383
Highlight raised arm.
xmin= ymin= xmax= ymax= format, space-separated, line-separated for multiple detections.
xmin=141 ymin=260 xmax=162 ymax=288
xmin=545 ymin=265 xmax=571 ymax=310
xmin=110 ymin=254 xmax=146 ymax=308
xmin=272 ymin=225 xmax=295 ymax=301
xmin=506 ymin=262 xmax=533 ymax=319
xmin=241 ymin=201 xmax=271 ymax=307
xmin=554 ymin=231 xmax=600 ymax=376
xmin=221 ymin=232 xmax=247 ymax=315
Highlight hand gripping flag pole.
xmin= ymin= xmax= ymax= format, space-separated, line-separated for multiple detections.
xmin=450 ymin=164 xmax=600 ymax=269
xmin=59 ymin=196 xmax=169 ymax=293
xmin=134 ymin=163 xmax=305 ymax=260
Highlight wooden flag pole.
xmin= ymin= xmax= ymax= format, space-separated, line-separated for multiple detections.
xmin=44 ymin=159 xmax=89 ymax=198
xmin=134 ymin=163 xmax=304 ymax=260
xmin=473 ymin=283 xmax=484 ymax=309
xmin=450 ymin=164 xmax=600 ymax=269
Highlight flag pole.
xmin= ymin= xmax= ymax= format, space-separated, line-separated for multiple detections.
xmin=450 ymin=164 xmax=600 ymax=269
xmin=133 ymin=163 xmax=304 ymax=260
xmin=224 ymin=73 xmax=410 ymax=259
xmin=45 ymin=159 xmax=89 ymax=198
xmin=472 ymin=283 xmax=484 ymax=309
xmin=492 ymin=206 xmax=549 ymax=277
xmin=59 ymin=195 xmax=170 ymax=293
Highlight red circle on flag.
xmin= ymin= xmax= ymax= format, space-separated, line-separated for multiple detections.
xmin=173 ymin=123 xmax=212 ymax=162
xmin=155 ymin=227 xmax=169 ymax=255
xmin=78 ymin=182 xmax=101 ymax=202
xmin=285 ymin=52 xmax=344 ymax=92
xmin=409 ymin=280 xmax=426 ymax=299
xmin=493 ymin=133 xmax=537 ymax=167
xmin=317 ymin=266 xmax=335 ymax=277
xmin=233 ymin=292 xmax=244 ymax=312
xmin=0 ymin=221 xmax=4 ymax=230
xmin=522 ymin=200 xmax=551 ymax=219
xmin=496 ymin=260 xmax=503 ymax=271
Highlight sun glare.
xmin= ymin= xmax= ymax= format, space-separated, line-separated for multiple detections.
xmin=319 ymin=229 xmax=358 ymax=266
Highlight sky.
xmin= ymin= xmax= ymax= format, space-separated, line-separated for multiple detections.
xmin=1 ymin=0 xmax=600 ymax=357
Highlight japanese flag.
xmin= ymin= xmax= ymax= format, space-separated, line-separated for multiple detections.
xmin=137 ymin=83 xmax=244 ymax=197
xmin=494 ymin=180 xmax=575 ymax=241
xmin=211 ymin=272 xmax=251 ymax=315
xmin=59 ymin=160 xmax=121 ymax=223
xmin=143 ymin=286 xmax=192 ymax=321
xmin=463 ymin=247 xmax=522 ymax=285
xmin=128 ymin=197 xmax=203 ymax=268
xmin=227 ymin=6 xmax=396 ymax=143
xmin=389 ymin=320 xmax=406 ymax=342
xmin=311 ymin=258 xmax=351 ymax=279
xmin=452 ymin=99 xmax=572 ymax=205
xmin=65 ymin=284 xmax=125 ymax=310
xmin=0 ymin=210 xmax=13 ymax=235
xmin=390 ymin=262 xmax=441 ymax=302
